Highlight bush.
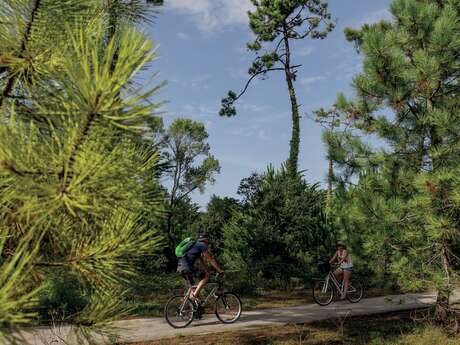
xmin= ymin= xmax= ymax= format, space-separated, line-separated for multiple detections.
xmin=222 ymin=166 xmax=336 ymax=289
xmin=39 ymin=271 xmax=88 ymax=320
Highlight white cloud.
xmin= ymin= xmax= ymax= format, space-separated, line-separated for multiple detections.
xmin=239 ymin=101 xmax=269 ymax=113
xmin=300 ymin=75 xmax=326 ymax=86
xmin=204 ymin=119 xmax=214 ymax=130
xmin=295 ymin=47 xmax=315 ymax=57
xmin=177 ymin=104 xmax=219 ymax=118
xmin=258 ymin=129 xmax=269 ymax=141
xmin=165 ymin=0 xmax=253 ymax=33
xmin=177 ymin=32 xmax=190 ymax=40
xmin=170 ymin=74 xmax=212 ymax=89
xmin=226 ymin=66 xmax=248 ymax=80
xmin=360 ymin=8 xmax=392 ymax=25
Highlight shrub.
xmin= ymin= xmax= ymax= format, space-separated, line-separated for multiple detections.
xmin=222 ymin=166 xmax=336 ymax=289
xmin=39 ymin=271 xmax=88 ymax=320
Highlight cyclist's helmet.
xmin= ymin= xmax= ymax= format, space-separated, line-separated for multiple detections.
xmin=198 ymin=233 xmax=209 ymax=241
xmin=336 ymin=241 xmax=346 ymax=249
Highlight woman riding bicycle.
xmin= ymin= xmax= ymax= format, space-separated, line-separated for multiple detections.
xmin=329 ymin=242 xmax=353 ymax=300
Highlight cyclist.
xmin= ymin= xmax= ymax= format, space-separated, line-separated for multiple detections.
xmin=329 ymin=242 xmax=353 ymax=300
xmin=176 ymin=233 xmax=225 ymax=303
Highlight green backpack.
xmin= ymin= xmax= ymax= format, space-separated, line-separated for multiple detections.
xmin=175 ymin=237 xmax=195 ymax=258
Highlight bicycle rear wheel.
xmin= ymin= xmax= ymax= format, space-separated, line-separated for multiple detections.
xmin=215 ymin=292 xmax=242 ymax=324
xmin=164 ymin=295 xmax=194 ymax=328
xmin=346 ymin=282 xmax=363 ymax=303
xmin=313 ymin=280 xmax=333 ymax=306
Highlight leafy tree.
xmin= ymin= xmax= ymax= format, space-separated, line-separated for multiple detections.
xmin=165 ymin=195 xmax=201 ymax=247
xmin=156 ymin=118 xmax=220 ymax=267
xmin=237 ymin=172 xmax=264 ymax=206
xmin=193 ymin=195 xmax=241 ymax=259
xmin=220 ymin=0 xmax=335 ymax=176
xmin=223 ymin=166 xmax=335 ymax=287
xmin=0 ymin=1 xmax=164 ymax=342
xmin=324 ymin=0 xmax=460 ymax=320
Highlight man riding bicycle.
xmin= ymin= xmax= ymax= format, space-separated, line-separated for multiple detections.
xmin=176 ymin=233 xmax=225 ymax=303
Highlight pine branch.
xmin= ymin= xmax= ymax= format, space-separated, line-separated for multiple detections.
xmin=0 ymin=0 xmax=42 ymax=108
xmin=235 ymin=67 xmax=286 ymax=100
xmin=63 ymin=111 xmax=97 ymax=179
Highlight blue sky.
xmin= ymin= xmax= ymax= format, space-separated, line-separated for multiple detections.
xmin=143 ymin=0 xmax=392 ymax=208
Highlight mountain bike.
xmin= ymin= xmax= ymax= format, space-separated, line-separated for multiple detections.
xmin=164 ymin=273 xmax=242 ymax=328
xmin=312 ymin=264 xmax=363 ymax=306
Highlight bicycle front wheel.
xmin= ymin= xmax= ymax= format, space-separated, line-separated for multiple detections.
xmin=313 ymin=280 xmax=333 ymax=306
xmin=215 ymin=292 xmax=242 ymax=324
xmin=164 ymin=295 xmax=194 ymax=328
xmin=346 ymin=282 xmax=363 ymax=303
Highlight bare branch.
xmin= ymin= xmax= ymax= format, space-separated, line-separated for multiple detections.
xmin=232 ymin=67 xmax=286 ymax=103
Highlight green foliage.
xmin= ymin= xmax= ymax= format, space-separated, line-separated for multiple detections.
xmin=223 ymin=165 xmax=336 ymax=288
xmin=0 ymin=229 xmax=41 ymax=341
xmin=166 ymin=197 xmax=201 ymax=246
xmin=219 ymin=91 xmax=238 ymax=117
xmin=158 ymin=118 xmax=221 ymax=201
xmin=248 ymin=0 xmax=334 ymax=43
xmin=150 ymin=118 xmax=220 ymax=267
xmin=39 ymin=271 xmax=88 ymax=318
xmin=0 ymin=0 xmax=164 ymax=340
xmin=193 ymin=195 xmax=241 ymax=259
xmin=323 ymin=0 xmax=460 ymax=313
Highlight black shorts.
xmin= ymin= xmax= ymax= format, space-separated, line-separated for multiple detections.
xmin=181 ymin=269 xmax=207 ymax=287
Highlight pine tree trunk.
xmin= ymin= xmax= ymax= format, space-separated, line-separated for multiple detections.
xmin=164 ymin=211 xmax=177 ymax=271
xmin=282 ymin=25 xmax=300 ymax=177
xmin=425 ymin=97 xmax=453 ymax=320
xmin=327 ymin=152 xmax=333 ymax=208
xmin=435 ymin=239 xmax=452 ymax=321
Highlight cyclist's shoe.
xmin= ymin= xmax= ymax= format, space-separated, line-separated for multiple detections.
xmin=193 ymin=297 xmax=202 ymax=307
xmin=194 ymin=305 xmax=204 ymax=320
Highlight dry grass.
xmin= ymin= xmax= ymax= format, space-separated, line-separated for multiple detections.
xmin=243 ymin=289 xmax=315 ymax=310
xmin=127 ymin=311 xmax=460 ymax=345
xmin=219 ymin=287 xmax=386 ymax=311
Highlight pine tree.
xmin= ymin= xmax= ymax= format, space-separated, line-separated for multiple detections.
xmin=0 ymin=1 xmax=164 ymax=342
xmin=324 ymin=0 xmax=460 ymax=320
xmin=313 ymin=93 xmax=358 ymax=208
xmin=220 ymin=0 xmax=335 ymax=177
xmin=223 ymin=165 xmax=336 ymax=286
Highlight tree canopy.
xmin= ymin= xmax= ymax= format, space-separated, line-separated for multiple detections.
xmin=323 ymin=0 xmax=460 ymax=320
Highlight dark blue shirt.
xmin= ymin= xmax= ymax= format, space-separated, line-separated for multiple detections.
xmin=184 ymin=240 xmax=208 ymax=267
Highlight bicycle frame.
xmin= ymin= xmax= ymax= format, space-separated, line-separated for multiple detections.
xmin=322 ymin=271 xmax=344 ymax=294
xmin=179 ymin=278 xmax=223 ymax=313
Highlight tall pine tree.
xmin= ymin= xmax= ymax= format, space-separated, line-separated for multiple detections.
xmin=324 ymin=0 xmax=460 ymax=321
xmin=220 ymin=0 xmax=334 ymax=176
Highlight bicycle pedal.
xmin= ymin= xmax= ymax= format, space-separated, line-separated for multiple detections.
xmin=193 ymin=298 xmax=202 ymax=306
xmin=194 ymin=307 xmax=204 ymax=320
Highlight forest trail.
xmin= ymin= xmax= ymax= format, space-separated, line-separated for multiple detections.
xmin=18 ymin=290 xmax=460 ymax=344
